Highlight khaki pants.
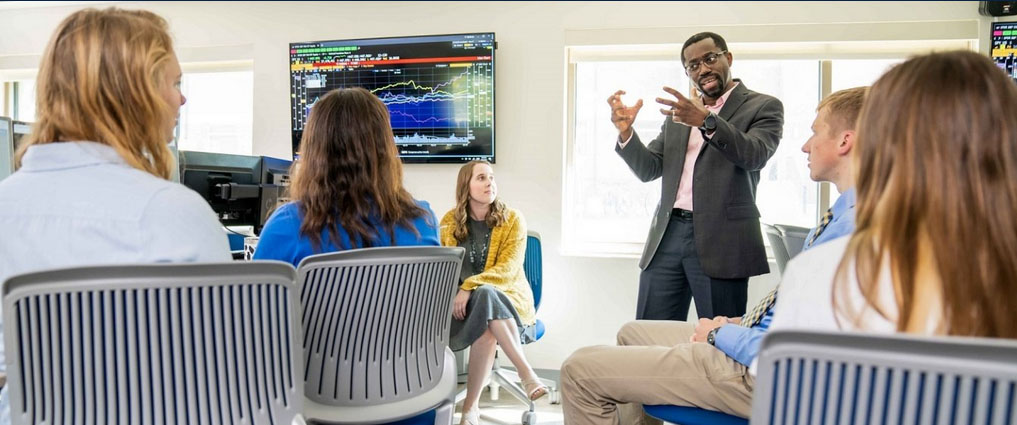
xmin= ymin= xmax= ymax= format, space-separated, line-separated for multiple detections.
xmin=560 ymin=321 xmax=754 ymax=425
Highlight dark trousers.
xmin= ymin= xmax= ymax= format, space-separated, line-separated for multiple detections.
xmin=636 ymin=215 xmax=748 ymax=320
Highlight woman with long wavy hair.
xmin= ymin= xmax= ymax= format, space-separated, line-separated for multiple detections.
xmin=0 ymin=8 xmax=231 ymax=424
xmin=439 ymin=160 xmax=547 ymax=425
xmin=769 ymin=50 xmax=1017 ymax=340
xmin=254 ymin=87 xmax=438 ymax=266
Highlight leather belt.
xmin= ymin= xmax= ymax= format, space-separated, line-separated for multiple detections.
xmin=672 ymin=208 xmax=693 ymax=220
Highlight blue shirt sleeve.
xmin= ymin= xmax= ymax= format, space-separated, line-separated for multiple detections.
xmin=413 ymin=201 xmax=441 ymax=246
xmin=253 ymin=203 xmax=303 ymax=267
xmin=713 ymin=308 xmax=773 ymax=366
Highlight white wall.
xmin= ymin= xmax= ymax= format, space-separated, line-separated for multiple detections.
xmin=0 ymin=1 xmax=988 ymax=369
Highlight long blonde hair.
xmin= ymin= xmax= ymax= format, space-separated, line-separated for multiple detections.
xmin=451 ymin=160 xmax=507 ymax=242
xmin=16 ymin=8 xmax=177 ymax=179
xmin=836 ymin=51 xmax=1017 ymax=338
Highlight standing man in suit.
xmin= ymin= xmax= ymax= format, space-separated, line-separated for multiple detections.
xmin=609 ymin=32 xmax=784 ymax=320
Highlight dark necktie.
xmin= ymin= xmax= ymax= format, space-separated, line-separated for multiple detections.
xmin=741 ymin=287 xmax=776 ymax=327
xmin=808 ymin=208 xmax=834 ymax=247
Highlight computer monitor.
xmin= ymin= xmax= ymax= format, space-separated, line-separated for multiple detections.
xmin=0 ymin=117 xmax=12 ymax=181
xmin=289 ymin=32 xmax=496 ymax=163
xmin=992 ymin=22 xmax=1017 ymax=83
xmin=12 ymin=120 xmax=31 ymax=155
xmin=178 ymin=150 xmax=292 ymax=233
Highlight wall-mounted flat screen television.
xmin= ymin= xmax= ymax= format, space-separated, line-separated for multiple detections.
xmin=289 ymin=32 xmax=495 ymax=163
xmin=992 ymin=22 xmax=1017 ymax=83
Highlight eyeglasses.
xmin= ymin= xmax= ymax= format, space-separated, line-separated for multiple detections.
xmin=684 ymin=50 xmax=727 ymax=74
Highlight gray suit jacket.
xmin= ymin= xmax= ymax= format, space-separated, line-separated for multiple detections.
xmin=616 ymin=81 xmax=783 ymax=278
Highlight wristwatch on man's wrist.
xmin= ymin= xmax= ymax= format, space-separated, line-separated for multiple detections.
xmin=699 ymin=112 xmax=717 ymax=132
xmin=707 ymin=327 xmax=719 ymax=346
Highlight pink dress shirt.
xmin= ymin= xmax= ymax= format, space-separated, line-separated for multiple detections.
xmin=618 ymin=83 xmax=739 ymax=211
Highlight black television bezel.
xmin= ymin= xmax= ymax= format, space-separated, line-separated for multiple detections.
xmin=288 ymin=32 xmax=496 ymax=164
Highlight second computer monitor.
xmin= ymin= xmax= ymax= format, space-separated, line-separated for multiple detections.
xmin=178 ymin=150 xmax=291 ymax=233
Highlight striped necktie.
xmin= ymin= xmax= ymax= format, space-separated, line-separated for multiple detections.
xmin=808 ymin=208 xmax=834 ymax=247
xmin=741 ymin=287 xmax=777 ymax=327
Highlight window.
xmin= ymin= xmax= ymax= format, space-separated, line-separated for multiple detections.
xmin=830 ymin=59 xmax=902 ymax=92
xmin=565 ymin=61 xmax=684 ymax=253
xmin=564 ymin=41 xmax=963 ymax=256
xmin=176 ymin=70 xmax=254 ymax=155
xmin=737 ymin=60 xmax=820 ymax=229
xmin=2 ymin=79 xmax=36 ymax=121
xmin=1 ymin=68 xmax=254 ymax=158
xmin=826 ymin=59 xmax=905 ymax=203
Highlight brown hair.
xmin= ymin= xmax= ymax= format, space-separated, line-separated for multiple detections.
xmin=817 ymin=86 xmax=867 ymax=135
xmin=835 ymin=51 xmax=1017 ymax=338
xmin=17 ymin=8 xmax=177 ymax=179
xmin=450 ymin=160 xmax=507 ymax=242
xmin=289 ymin=87 xmax=428 ymax=251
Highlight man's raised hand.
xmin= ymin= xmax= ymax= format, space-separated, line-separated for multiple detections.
xmin=657 ymin=86 xmax=708 ymax=128
xmin=607 ymin=90 xmax=643 ymax=140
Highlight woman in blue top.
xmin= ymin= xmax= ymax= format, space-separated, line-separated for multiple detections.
xmin=254 ymin=88 xmax=439 ymax=266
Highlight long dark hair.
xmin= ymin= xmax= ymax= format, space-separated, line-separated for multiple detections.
xmin=289 ymin=87 xmax=427 ymax=251
xmin=836 ymin=51 xmax=1017 ymax=338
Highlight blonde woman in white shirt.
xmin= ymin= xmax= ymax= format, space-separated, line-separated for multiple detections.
xmin=770 ymin=50 xmax=1017 ymax=340
xmin=0 ymin=7 xmax=230 ymax=278
xmin=0 ymin=9 xmax=230 ymax=423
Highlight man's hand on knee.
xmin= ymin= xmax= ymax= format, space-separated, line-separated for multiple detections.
xmin=689 ymin=317 xmax=726 ymax=343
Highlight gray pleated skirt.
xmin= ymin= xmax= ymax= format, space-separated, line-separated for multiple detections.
xmin=449 ymin=285 xmax=537 ymax=352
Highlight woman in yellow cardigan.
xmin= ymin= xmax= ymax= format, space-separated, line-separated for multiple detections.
xmin=440 ymin=160 xmax=548 ymax=425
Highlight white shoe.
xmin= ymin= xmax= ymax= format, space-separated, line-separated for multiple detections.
xmin=459 ymin=406 xmax=480 ymax=425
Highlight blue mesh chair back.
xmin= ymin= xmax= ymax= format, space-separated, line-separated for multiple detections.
xmin=2 ymin=261 xmax=304 ymax=425
xmin=524 ymin=231 xmax=543 ymax=311
xmin=296 ymin=246 xmax=464 ymax=424
xmin=754 ymin=330 xmax=1017 ymax=425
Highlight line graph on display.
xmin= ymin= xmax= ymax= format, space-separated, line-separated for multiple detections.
xmin=297 ymin=64 xmax=492 ymax=146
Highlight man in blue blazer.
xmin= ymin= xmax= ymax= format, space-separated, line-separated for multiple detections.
xmin=610 ymin=32 xmax=784 ymax=320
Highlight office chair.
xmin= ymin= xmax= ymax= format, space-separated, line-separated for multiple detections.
xmin=764 ymin=223 xmax=813 ymax=276
xmin=753 ymin=330 xmax=1017 ymax=425
xmin=648 ymin=330 xmax=1017 ymax=425
xmin=773 ymin=223 xmax=810 ymax=261
xmin=454 ymin=231 xmax=558 ymax=425
xmin=763 ymin=223 xmax=792 ymax=275
xmin=297 ymin=246 xmax=464 ymax=425
xmin=2 ymin=262 xmax=305 ymax=425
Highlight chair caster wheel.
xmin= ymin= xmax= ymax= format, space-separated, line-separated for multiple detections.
xmin=522 ymin=410 xmax=537 ymax=425
xmin=549 ymin=388 xmax=561 ymax=405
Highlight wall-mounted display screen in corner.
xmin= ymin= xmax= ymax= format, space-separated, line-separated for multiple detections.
xmin=991 ymin=22 xmax=1017 ymax=83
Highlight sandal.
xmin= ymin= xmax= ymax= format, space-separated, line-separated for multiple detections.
xmin=459 ymin=406 xmax=480 ymax=425
xmin=522 ymin=377 xmax=549 ymax=401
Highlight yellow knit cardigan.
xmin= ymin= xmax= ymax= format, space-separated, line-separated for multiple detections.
xmin=439 ymin=207 xmax=536 ymax=326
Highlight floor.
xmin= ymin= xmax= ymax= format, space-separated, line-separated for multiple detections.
xmin=453 ymin=369 xmax=565 ymax=425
